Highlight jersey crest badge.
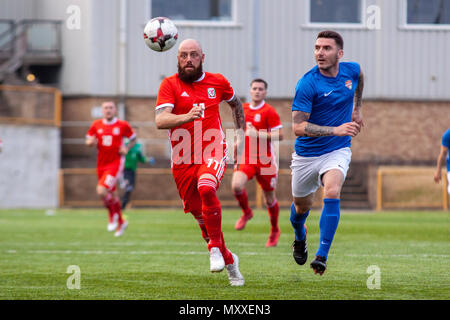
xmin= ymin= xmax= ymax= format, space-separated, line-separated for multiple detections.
xmin=207 ymin=88 xmax=216 ymax=99
xmin=345 ymin=80 xmax=352 ymax=90
xmin=98 ymin=129 xmax=103 ymax=134
xmin=113 ymin=127 xmax=120 ymax=135
xmin=254 ymin=114 xmax=261 ymax=122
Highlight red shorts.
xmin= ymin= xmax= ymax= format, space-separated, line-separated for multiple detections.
xmin=235 ymin=162 xmax=278 ymax=192
xmin=173 ymin=154 xmax=227 ymax=214
xmin=97 ymin=160 xmax=124 ymax=192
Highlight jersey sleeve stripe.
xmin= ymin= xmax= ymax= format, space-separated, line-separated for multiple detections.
xmin=155 ymin=103 xmax=175 ymax=110
xmin=270 ymin=125 xmax=283 ymax=131
xmin=224 ymin=90 xmax=235 ymax=102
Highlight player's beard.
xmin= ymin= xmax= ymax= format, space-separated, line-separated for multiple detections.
xmin=317 ymin=53 xmax=339 ymax=72
xmin=178 ymin=62 xmax=203 ymax=83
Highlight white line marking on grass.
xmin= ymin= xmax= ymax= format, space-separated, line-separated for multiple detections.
xmin=4 ymin=250 xmax=450 ymax=259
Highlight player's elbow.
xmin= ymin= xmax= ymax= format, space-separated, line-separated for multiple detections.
xmin=293 ymin=123 xmax=306 ymax=137
xmin=155 ymin=115 xmax=166 ymax=129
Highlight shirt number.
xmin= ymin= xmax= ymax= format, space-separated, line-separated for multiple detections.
xmin=102 ymin=135 xmax=113 ymax=146
xmin=193 ymin=103 xmax=205 ymax=118
xmin=207 ymin=158 xmax=219 ymax=170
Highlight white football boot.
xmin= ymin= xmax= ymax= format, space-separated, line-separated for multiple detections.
xmin=209 ymin=247 xmax=225 ymax=272
xmin=225 ymin=253 xmax=245 ymax=286
xmin=107 ymin=213 xmax=119 ymax=232
xmin=114 ymin=220 xmax=128 ymax=237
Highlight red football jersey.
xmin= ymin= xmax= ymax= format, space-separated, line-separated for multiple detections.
xmin=156 ymin=72 xmax=235 ymax=166
xmin=242 ymin=101 xmax=282 ymax=165
xmin=86 ymin=118 xmax=135 ymax=168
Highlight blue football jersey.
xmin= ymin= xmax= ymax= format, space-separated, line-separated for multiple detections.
xmin=442 ymin=129 xmax=450 ymax=171
xmin=292 ymin=62 xmax=360 ymax=157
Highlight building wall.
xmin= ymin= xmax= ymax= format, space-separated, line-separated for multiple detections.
xmin=61 ymin=97 xmax=450 ymax=167
xmin=3 ymin=0 xmax=448 ymax=100
xmin=0 ymin=124 xmax=60 ymax=208
xmin=128 ymin=0 xmax=450 ymax=100
xmin=0 ymin=0 xmax=36 ymax=20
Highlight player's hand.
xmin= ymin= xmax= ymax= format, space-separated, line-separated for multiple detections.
xmin=245 ymin=123 xmax=258 ymax=137
xmin=148 ymin=157 xmax=156 ymax=165
xmin=334 ymin=122 xmax=361 ymax=137
xmin=434 ymin=171 xmax=442 ymax=183
xmin=85 ymin=136 xmax=97 ymax=147
xmin=185 ymin=104 xmax=204 ymax=122
xmin=119 ymin=146 xmax=128 ymax=155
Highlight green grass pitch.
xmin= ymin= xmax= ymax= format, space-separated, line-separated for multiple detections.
xmin=0 ymin=208 xmax=448 ymax=300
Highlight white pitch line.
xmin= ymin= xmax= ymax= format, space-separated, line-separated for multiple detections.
xmin=3 ymin=250 xmax=449 ymax=258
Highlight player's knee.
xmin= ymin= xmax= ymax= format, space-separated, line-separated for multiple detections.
xmin=96 ymin=185 xmax=108 ymax=198
xmin=198 ymin=183 xmax=220 ymax=208
xmin=293 ymin=199 xmax=312 ymax=215
xmin=198 ymin=184 xmax=216 ymax=199
xmin=232 ymin=183 xmax=244 ymax=195
xmin=294 ymin=204 xmax=310 ymax=215
xmin=323 ymin=185 xmax=341 ymax=199
xmin=264 ymin=193 xmax=276 ymax=207
xmin=231 ymin=172 xmax=247 ymax=195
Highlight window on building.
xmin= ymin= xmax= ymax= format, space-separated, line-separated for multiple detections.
xmin=310 ymin=0 xmax=362 ymax=24
xmin=407 ymin=0 xmax=450 ymax=25
xmin=151 ymin=0 xmax=232 ymax=22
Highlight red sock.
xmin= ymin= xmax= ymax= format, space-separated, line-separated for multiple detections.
xmin=267 ymin=200 xmax=280 ymax=232
xmin=112 ymin=196 xmax=124 ymax=224
xmin=220 ymin=232 xmax=233 ymax=265
xmin=198 ymin=181 xmax=233 ymax=264
xmin=103 ymin=193 xmax=115 ymax=222
xmin=233 ymin=189 xmax=252 ymax=216
xmin=103 ymin=194 xmax=123 ymax=224
xmin=191 ymin=211 xmax=210 ymax=243
xmin=198 ymin=183 xmax=222 ymax=250
xmin=192 ymin=210 xmax=232 ymax=264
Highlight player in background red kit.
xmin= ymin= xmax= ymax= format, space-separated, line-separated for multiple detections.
xmin=86 ymin=101 xmax=136 ymax=237
xmin=155 ymin=39 xmax=245 ymax=286
xmin=232 ymin=79 xmax=284 ymax=247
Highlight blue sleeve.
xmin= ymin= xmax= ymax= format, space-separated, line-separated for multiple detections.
xmin=292 ymin=77 xmax=315 ymax=113
xmin=442 ymin=129 xmax=450 ymax=148
xmin=348 ymin=62 xmax=361 ymax=81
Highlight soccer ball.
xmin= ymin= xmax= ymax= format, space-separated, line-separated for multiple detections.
xmin=143 ymin=17 xmax=178 ymax=52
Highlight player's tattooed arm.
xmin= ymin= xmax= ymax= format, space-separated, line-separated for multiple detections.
xmin=227 ymin=95 xmax=245 ymax=130
xmin=354 ymin=69 xmax=364 ymax=109
xmin=292 ymin=110 xmax=360 ymax=137
xmin=227 ymin=95 xmax=245 ymax=162
xmin=292 ymin=110 xmax=333 ymax=137
xmin=352 ymin=69 xmax=364 ymax=128
xmin=305 ymin=123 xmax=335 ymax=136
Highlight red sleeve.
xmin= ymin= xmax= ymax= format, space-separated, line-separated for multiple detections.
xmin=217 ymin=74 xmax=235 ymax=102
xmin=122 ymin=121 xmax=136 ymax=139
xmin=156 ymin=78 xmax=175 ymax=111
xmin=86 ymin=121 xmax=97 ymax=137
xmin=266 ymin=106 xmax=282 ymax=131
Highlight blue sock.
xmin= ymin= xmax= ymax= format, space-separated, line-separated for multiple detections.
xmin=290 ymin=203 xmax=309 ymax=241
xmin=316 ymin=198 xmax=341 ymax=259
